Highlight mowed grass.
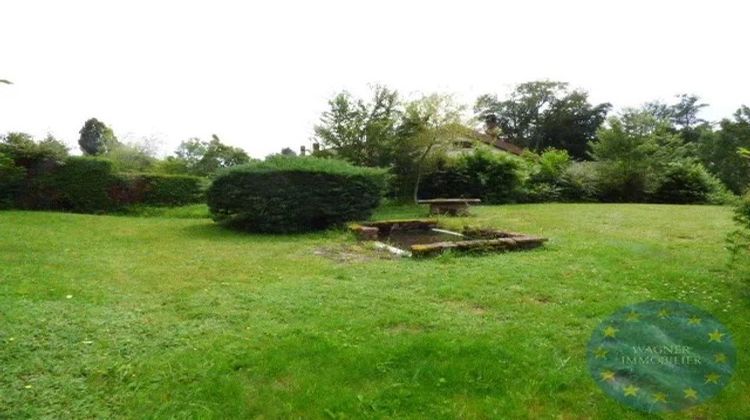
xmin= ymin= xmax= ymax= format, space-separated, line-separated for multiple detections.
xmin=0 ymin=204 xmax=748 ymax=418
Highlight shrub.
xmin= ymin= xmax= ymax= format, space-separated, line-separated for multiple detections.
xmin=595 ymin=161 xmax=651 ymax=202
xmin=735 ymin=193 xmax=750 ymax=230
xmin=119 ymin=174 xmax=204 ymax=206
xmin=519 ymin=182 xmax=564 ymax=203
xmin=419 ymin=150 xmax=523 ymax=204
xmin=517 ymin=149 xmax=572 ymax=203
xmin=727 ymin=192 xmax=750 ymax=266
xmin=651 ymin=162 xmax=714 ymax=204
xmin=207 ymin=156 xmax=387 ymax=233
xmin=559 ymin=162 xmax=601 ymax=202
xmin=526 ymin=149 xmax=571 ymax=184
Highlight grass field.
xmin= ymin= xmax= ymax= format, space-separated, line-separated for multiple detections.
xmin=1 ymin=204 xmax=748 ymax=418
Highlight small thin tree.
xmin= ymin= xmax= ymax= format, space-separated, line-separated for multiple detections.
xmin=400 ymin=94 xmax=470 ymax=203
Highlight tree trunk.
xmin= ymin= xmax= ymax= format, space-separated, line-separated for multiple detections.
xmin=413 ymin=143 xmax=435 ymax=204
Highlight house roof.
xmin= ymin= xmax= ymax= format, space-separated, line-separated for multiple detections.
xmin=472 ymin=131 xmax=525 ymax=155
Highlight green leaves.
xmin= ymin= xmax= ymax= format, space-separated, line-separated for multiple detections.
xmin=78 ymin=118 xmax=118 ymax=156
xmin=475 ymin=80 xmax=610 ymax=159
xmin=172 ymin=135 xmax=251 ymax=176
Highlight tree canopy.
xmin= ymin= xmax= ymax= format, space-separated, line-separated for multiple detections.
xmin=475 ymin=81 xmax=611 ymax=159
xmin=78 ymin=118 xmax=118 ymax=156
xmin=171 ymin=134 xmax=251 ymax=176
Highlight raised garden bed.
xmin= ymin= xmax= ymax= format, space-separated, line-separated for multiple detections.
xmin=349 ymin=219 xmax=547 ymax=257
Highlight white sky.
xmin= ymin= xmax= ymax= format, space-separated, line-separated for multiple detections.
xmin=1 ymin=0 xmax=748 ymax=158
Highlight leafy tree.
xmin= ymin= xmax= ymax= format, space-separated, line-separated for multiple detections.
xmin=590 ymin=115 xmax=689 ymax=202
xmin=475 ymin=81 xmax=610 ymax=159
xmin=152 ymin=156 xmax=190 ymax=175
xmin=0 ymin=132 xmax=68 ymax=173
xmin=400 ymin=94 xmax=470 ymax=202
xmin=78 ymin=118 xmax=118 ymax=155
xmin=172 ymin=134 xmax=250 ymax=176
xmin=280 ymin=147 xmax=297 ymax=156
xmin=105 ymin=139 xmax=159 ymax=173
xmin=314 ymin=86 xmax=400 ymax=167
xmin=671 ymin=94 xmax=708 ymax=132
xmin=637 ymin=94 xmax=709 ymax=143
xmin=698 ymin=106 xmax=750 ymax=194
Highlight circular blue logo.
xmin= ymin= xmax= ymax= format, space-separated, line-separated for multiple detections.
xmin=587 ymin=301 xmax=735 ymax=412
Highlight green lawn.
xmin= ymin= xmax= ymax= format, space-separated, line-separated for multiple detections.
xmin=1 ymin=204 xmax=747 ymax=418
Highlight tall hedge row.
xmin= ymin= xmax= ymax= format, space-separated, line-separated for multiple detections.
xmin=118 ymin=174 xmax=206 ymax=206
xmin=3 ymin=156 xmax=205 ymax=213
xmin=207 ymin=156 xmax=387 ymax=233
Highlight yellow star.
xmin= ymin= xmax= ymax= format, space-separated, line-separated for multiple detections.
xmin=705 ymin=372 xmax=721 ymax=384
xmin=623 ymin=384 xmax=639 ymax=397
xmin=652 ymin=392 xmax=668 ymax=403
xmin=594 ymin=346 xmax=608 ymax=359
xmin=626 ymin=311 xmax=640 ymax=322
xmin=688 ymin=316 xmax=702 ymax=325
xmin=708 ymin=329 xmax=725 ymax=343
xmin=603 ymin=325 xmax=618 ymax=338
xmin=658 ymin=308 xmax=669 ymax=318
xmin=600 ymin=370 xmax=616 ymax=382
xmin=683 ymin=388 xmax=698 ymax=400
xmin=714 ymin=353 xmax=728 ymax=363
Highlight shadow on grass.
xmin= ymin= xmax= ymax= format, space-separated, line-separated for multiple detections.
xmin=179 ymin=221 xmax=348 ymax=244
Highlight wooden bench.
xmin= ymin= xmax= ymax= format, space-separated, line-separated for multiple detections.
xmin=417 ymin=198 xmax=481 ymax=216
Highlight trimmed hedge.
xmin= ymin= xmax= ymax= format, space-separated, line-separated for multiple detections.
xmin=21 ymin=157 xmax=118 ymax=212
xmin=207 ymin=156 xmax=387 ymax=233
xmin=12 ymin=156 xmax=204 ymax=212
xmin=117 ymin=173 xmax=204 ymax=206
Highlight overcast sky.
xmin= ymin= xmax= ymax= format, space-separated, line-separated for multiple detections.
xmin=1 ymin=0 xmax=748 ymax=158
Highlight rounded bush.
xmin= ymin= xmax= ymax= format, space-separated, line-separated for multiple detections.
xmin=652 ymin=162 xmax=714 ymax=204
xmin=207 ymin=156 xmax=387 ymax=233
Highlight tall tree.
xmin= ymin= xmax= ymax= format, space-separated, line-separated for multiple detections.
xmin=314 ymin=86 xmax=400 ymax=167
xmin=671 ymin=94 xmax=708 ymax=131
xmin=78 ymin=118 xmax=117 ymax=155
xmin=698 ymin=106 xmax=750 ymax=194
xmin=475 ymin=81 xmax=610 ymax=159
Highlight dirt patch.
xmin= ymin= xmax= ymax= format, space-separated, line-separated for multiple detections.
xmin=444 ymin=300 xmax=489 ymax=316
xmin=313 ymin=244 xmax=400 ymax=263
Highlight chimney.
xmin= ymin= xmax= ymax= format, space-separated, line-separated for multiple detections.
xmin=312 ymin=143 xmax=320 ymax=153
xmin=300 ymin=145 xmax=306 ymax=156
